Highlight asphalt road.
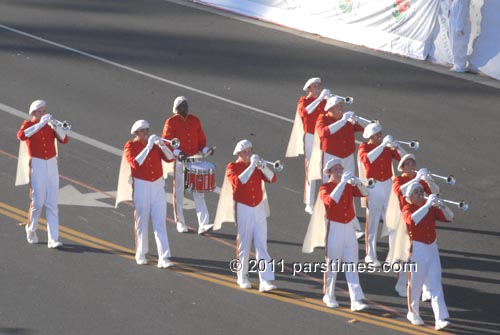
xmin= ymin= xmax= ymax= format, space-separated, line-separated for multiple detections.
xmin=1 ymin=1 xmax=499 ymax=335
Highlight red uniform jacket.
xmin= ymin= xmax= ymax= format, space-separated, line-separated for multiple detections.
xmin=297 ymin=96 xmax=327 ymax=135
xmin=316 ymin=114 xmax=364 ymax=158
xmin=320 ymin=181 xmax=364 ymax=223
xmin=162 ymin=114 xmax=206 ymax=156
xmin=226 ymin=161 xmax=276 ymax=207
xmin=358 ymin=142 xmax=401 ymax=182
xmin=402 ymin=203 xmax=450 ymax=244
xmin=124 ymin=140 xmax=171 ymax=181
xmin=17 ymin=120 xmax=69 ymax=159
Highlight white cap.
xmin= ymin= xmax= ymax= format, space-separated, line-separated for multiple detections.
xmin=363 ymin=123 xmax=382 ymax=139
xmin=398 ymin=154 xmax=416 ymax=172
xmin=404 ymin=181 xmax=423 ymax=198
xmin=172 ymin=96 xmax=187 ymax=114
xmin=29 ymin=100 xmax=46 ymax=114
xmin=130 ymin=120 xmax=150 ymax=134
xmin=323 ymin=158 xmax=343 ymax=175
xmin=303 ymin=77 xmax=321 ymax=91
xmin=233 ymin=139 xmax=253 ymax=155
xmin=324 ymin=96 xmax=343 ymax=111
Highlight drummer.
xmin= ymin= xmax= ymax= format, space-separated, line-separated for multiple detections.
xmin=162 ymin=96 xmax=215 ymax=235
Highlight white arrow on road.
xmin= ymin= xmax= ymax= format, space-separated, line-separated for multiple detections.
xmin=58 ymin=185 xmax=196 ymax=209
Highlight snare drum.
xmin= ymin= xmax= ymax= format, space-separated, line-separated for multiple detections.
xmin=184 ymin=161 xmax=216 ymax=192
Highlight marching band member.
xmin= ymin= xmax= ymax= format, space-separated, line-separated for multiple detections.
xmin=385 ymin=154 xmax=438 ymax=298
xmin=162 ymin=96 xmax=215 ymax=235
xmin=315 ymin=96 xmax=365 ymax=182
xmin=402 ymin=182 xmax=453 ymax=331
xmin=123 ymin=120 xmax=174 ymax=268
xmin=214 ymin=140 xmax=277 ymax=292
xmin=16 ymin=99 xmax=69 ymax=248
xmin=303 ymin=158 xmax=368 ymax=311
xmin=358 ymin=123 xmax=404 ymax=266
xmin=285 ymin=77 xmax=330 ymax=214
xmin=314 ymin=95 xmax=366 ymax=238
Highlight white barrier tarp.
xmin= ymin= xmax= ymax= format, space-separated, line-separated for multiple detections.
xmin=468 ymin=1 xmax=500 ymax=80
xmin=195 ymin=0 xmax=440 ymax=60
xmin=194 ymin=0 xmax=499 ymax=80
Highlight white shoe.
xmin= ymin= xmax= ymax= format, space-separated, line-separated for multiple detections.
xmin=198 ymin=224 xmax=214 ymax=235
xmin=157 ymin=259 xmax=174 ymax=269
xmin=364 ymin=255 xmax=381 ymax=267
xmin=25 ymin=225 xmax=38 ymax=244
xmin=259 ymin=280 xmax=277 ymax=292
xmin=450 ymin=66 xmax=465 ymax=73
xmin=237 ymin=276 xmax=252 ymax=289
xmin=136 ymin=255 xmax=148 ymax=265
xmin=47 ymin=240 xmax=63 ymax=249
xmin=322 ymin=295 xmax=339 ymax=308
xmin=351 ymin=300 xmax=368 ymax=312
xmin=304 ymin=205 xmax=313 ymax=214
xmin=355 ymin=230 xmax=365 ymax=239
xmin=407 ymin=312 xmax=424 ymax=326
xmin=421 ymin=289 xmax=431 ymax=302
xmin=435 ymin=319 xmax=450 ymax=330
xmin=395 ymin=284 xmax=408 ymax=297
xmin=176 ymin=222 xmax=188 ymax=233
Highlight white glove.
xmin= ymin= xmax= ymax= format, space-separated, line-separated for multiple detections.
xmin=416 ymin=168 xmax=429 ymax=180
xmin=54 ymin=124 xmax=67 ymax=141
xmin=40 ymin=113 xmax=53 ymax=125
xmin=340 ymin=171 xmax=353 ymax=184
xmin=250 ymin=154 xmax=260 ymax=168
xmin=147 ymin=134 xmax=158 ymax=151
xmin=382 ymin=135 xmax=394 ymax=146
xmin=157 ymin=139 xmax=174 ymax=160
xmin=341 ymin=111 xmax=354 ymax=122
xmin=24 ymin=114 xmax=52 ymax=138
xmin=319 ymin=89 xmax=331 ymax=99
xmin=425 ymin=194 xmax=438 ymax=207
xmin=260 ymin=165 xmax=275 ymax=181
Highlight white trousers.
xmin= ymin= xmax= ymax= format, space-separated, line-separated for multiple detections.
xmin=408 ymin=241 xmax=449 ymax=321
xmin=365 ymin=179 xmax=392 ymax=260
xmin=236 ymin=201 xmax=275 ymax=282
xmin=304 ymin=133 xmax=316 ymax=207
xmin=133 ymin=177 xmax=171 ymax=262
xmin=324 ymin=219 xmax=365 ymax=302
xmin=28 ymin=157 xmax=59 ymax=242
xmin=173 ymin=160 xmax=209 ymax=227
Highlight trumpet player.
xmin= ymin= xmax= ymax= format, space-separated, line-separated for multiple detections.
xmin=286 ymin=77 xmax=330 ymax=214
xmin=124 ymin=120 xmax=174 ymax=268
xmin=318 ymin=159 xmax=368 ymax=311
xmin=358 ymin=123 xmax=405 ymax=266
xmin=223 ymin=140 xmax=278 ymax=292
xmin=402 ymin=182 xmax=453 ymax=331
xmin=386 ymin=154 xmax=438 ymax=298
xmin=16 ymin=99 xmax=69 ymax=248
xmin=162 ymin=96 xmax=215 ymax=235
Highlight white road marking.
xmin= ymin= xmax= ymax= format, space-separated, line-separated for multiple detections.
xmin=0 ymin=24 xmax=293 ymax=124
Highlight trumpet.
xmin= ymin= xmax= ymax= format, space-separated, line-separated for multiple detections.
xmin=415 ymin=169 xmax=456 ymax=186
xmin=159 ymin=137 xmax=181 ymax=149
xmin=352 ymin=114 xmax=379 ymax=124
xmin=347 ymin=176 xmax=376 ymax=189
xmin=258 ymin=159 xmax=284 ymax=172
xmin=425 ymin=196 xmax=468 ymax=211
xmin=49 ymin=119 xmax=72 ymax=131
xmin=395 ymin=140 xmax=419 ymax=150
xmin=325 ymin=93 xmax=354 ymax=105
